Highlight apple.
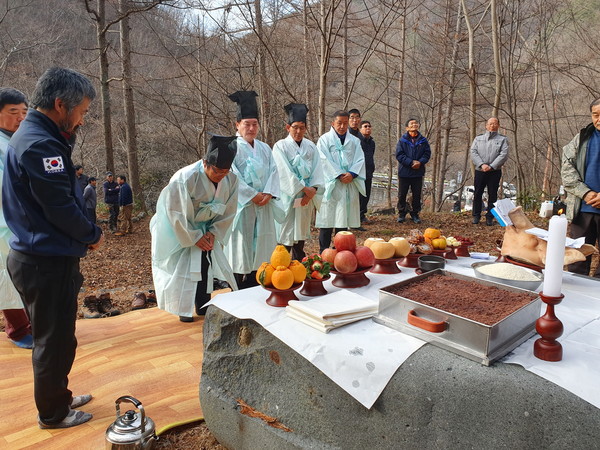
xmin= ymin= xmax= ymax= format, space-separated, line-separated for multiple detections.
xmin=364 ymin=237 xmax=384 ymax=249
xmin=334 ymin=250 xmax=358 ymax=273
xmin=321 ymin=248 xmax=338 ymax=264
xmin=370 ymin=241 xmax=396 ymax=259
xmin=389 ymin=237 xmax=411 ymax=257
xmin=333 ymin=231 xmax=356 ymax=252
xmin=354 ymin=246 xmax=375 ymax=268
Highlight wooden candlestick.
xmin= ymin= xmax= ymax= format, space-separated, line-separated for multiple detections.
xmin=533 ymin=292 xmax=564 ymax=362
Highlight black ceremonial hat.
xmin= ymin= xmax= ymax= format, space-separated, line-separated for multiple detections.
xmin=206 ymin=135 xmax=237 ymax=170
xmin=228 ymin=90 xmax=259 ymax=121
xmin=284 ymin=103 xmax=309 ymax=125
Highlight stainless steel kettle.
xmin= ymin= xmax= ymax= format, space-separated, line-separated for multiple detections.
xmin=105 ymin=396 xmax=158 ymax=449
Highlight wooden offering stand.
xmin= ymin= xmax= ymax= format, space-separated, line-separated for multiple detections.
xmin=299 ymin=275 xmax=330 ymax=297
xmin=370 ymin=258 xmax=402 ymax=274
xmin=454 ymin=243 xmax=473 ymax=258
xmin=263 ymin=283 xmax=302 ymax=307
xmin=433 ymin=248 xmax=456 ymax=260
xmin=331 ymin=267 xmax=371 ymax=288
xmin=398 ymin=253 xmax=420 ymax=268
xmin=533 ymin=292 xmax=564 ymax=362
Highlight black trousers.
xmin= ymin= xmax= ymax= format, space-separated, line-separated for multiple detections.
xmin=7 ymin=250 xmax=82 ymax=424
xmin=568 ymin=212 xmax=600 ymax=277
xmin=359 ymin=176 xmax=373 ymax=220
xmin=194 ymin=251 xmax=211 ymax=314
xmin=234 ymin=271 xmax=259 ymax=289
xmin=86 ymin=207 xmax=96 ymax=224
xmin=319 ymin=228 xmax=342 ymax=253
xmin=285 ymin=241 xmax=306 ymax=262
xmin=397 ymin=176 xmax=423 ymax=216
xmin=473 ymin=169 xmax=502 ymax=218
xmin=108 ymin=203 xmax=119 ymax=229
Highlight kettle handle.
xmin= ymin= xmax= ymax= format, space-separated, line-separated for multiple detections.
xmin=115 ymin=395 xmax=146 ymax=433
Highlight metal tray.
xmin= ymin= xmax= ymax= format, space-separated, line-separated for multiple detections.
xmin=373 ymin=269 xmax=542 ymax=365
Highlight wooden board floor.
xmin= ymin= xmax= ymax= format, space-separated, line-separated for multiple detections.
xmin=0 ymin=307 xmax=204 ymax=449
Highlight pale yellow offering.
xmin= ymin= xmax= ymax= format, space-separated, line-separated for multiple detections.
xmin=371 ymin=241 xmax=396 ymax=259
xmin=477 ymin=263 xmax=539 ymax=282
xmin=389 ymin=237 xmax=411 ymax=257
xmin=364 ymin=238 xmax=385 ymax=249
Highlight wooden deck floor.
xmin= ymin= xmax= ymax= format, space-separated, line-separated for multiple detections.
xmin=0 ymin=307 xmax=204 ymax=449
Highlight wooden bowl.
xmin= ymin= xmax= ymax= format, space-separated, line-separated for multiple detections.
xmin=262 ymin=282 xmax=302 ymax=307
xmin=370 ymin=258 xmax=402 ymax=274
xmin=330 ymin=267 xmax=372 ymax=288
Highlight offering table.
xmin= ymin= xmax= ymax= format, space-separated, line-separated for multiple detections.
xmin=200 ymin=258 xmax=600 ymax=449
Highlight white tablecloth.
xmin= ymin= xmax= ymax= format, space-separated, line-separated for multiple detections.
xmin=208 ymin=257 xmax=600 ymax=409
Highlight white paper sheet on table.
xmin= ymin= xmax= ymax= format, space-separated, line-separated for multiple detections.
xmin=205 ymin=273 xmax=425 ymax=409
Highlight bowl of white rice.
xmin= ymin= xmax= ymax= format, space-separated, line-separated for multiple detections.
xmin=471 ymin=261 xmax=543 ymax=291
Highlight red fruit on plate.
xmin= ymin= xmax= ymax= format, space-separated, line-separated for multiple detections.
xmin=354 ymin=246 xmax=375 ymax=268
xmin=334 ymin=250 xmax=358 ymax=273
xmin=311 ymin=271 xmax=323 ymax=280
xmin=333 ymin=231 xmax=357 ymax=252
xmin=321 ymin=248 xmax=338 ymax=264
xmin=311 ymin=261 xmax=323 ymax=272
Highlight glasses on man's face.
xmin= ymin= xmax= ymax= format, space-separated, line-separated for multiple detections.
xmin=362 ymin=125 xmax=372 ymax=128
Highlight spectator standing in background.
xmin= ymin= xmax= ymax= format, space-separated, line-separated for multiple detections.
xmin=114 ymin=175 xmax=133 ymax=236
xmin=83 ymin=177 xmax=97 ymax=223
xmin=74 ymin=164 xmax=89 ymax=193
xmin=348 ymin=109 xmax=362 ymax=138
xmin=103 ymin=171 xmax=119 ymax=231
xmin=470 ymin=117 xmax=509 ymax=226
xmin=359 ymin=120 xmax=375 ymax=223
xmin=0 ymin=87 xmax=33 ymax=350
xmin=396 ymin=118 xmax=431 ymax=224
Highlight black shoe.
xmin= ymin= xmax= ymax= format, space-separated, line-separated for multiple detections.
xmin=82 ymin=296 xmax=102 ymax=319
xmin=397 ymin=216 xmax=405 ymax=223
xmin=411 ymin=214 xmax=421 ymax=224
xmin=486 ymin=217 xmax=494 ymax=226
xmin=472 ymin=216 xmax=480 ymax=224
xmin=97 ymin=293 xmax=120 ymax=317
xmin=179 ymin=315 xmax=193 ymax=322
xmin=360 ymin=216 xmax=370 ymax=224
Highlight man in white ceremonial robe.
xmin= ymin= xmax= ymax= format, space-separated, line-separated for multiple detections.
xmin=315 ymin=110 xmax=365 ymax=252
xmin=151 ymin=136 xmax=238 ymax=322
xmin=225 ymin=90 xmax=282 ymax=288
xmin=273 ymin=103 xmax=324 ymax=261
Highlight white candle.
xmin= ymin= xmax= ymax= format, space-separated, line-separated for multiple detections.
xmin=543 ymin=215 xmax=568 ymax=297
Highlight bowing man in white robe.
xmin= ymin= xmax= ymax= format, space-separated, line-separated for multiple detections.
xmin=224 ymin=90 xmax=282 ymax=289
xmin=315 ymin=110 xmax=365 ymax=252
xmin=273 ymin=103 xmax=324 ymax=261
xmin=150 ymin=136 xmax=238 ymax=322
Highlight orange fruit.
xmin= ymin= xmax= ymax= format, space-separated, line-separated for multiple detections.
xmin=270 ymin=245 xmax=292 ymax=268
xmin=289 ymin=260 xmax=307 ymax=283
xmin=423 ymin=228 xmax=441 ymax=240
xmin=271 ymin=266 xmax=294 ymax=290
xmin=256 ymin=262 xmax=275 ymax=286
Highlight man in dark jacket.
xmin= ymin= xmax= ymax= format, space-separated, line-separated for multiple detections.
xmin=103 ymin=171 xmax=119 ymax=231
xmin=3 ymin=67 xmax=103 ymax=429
xmin=395 ymin=118 xmax=431 ymax=223
xmin=83 ymin=177 xmax=97 ymax=223
xmin=359 ymin=120 xmax=375 ymax=223
xmin=114 ymin=174 xmax=133 ymax=235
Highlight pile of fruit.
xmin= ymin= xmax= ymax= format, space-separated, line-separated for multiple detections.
xmin=363 ymin=236 xmax=411 ymax=259
xmin=321 ymin=231 xmax=375 ymax=273
xmin=301 ymin=254 xmax=331 ymax=280
xmin=447 ymin=235 xmax=474 ymax=246
xmin=256 ymin=245 xmax=306 ymax=290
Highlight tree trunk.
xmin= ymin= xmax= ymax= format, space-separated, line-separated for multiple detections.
xmin=254 ymin=0 xmax=270 ymax=143
xmin=119 ymin=0 xmax=144 ymax=210
xmin=491 ymin=0 xmax=502 ymax=117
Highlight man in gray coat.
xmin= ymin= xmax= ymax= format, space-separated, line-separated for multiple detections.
xmin=561 ymin=97 xmax=600 ymax=276
xmin=470 ymin=117 xmax=509 ymax=226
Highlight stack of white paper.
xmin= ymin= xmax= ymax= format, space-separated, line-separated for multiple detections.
xmin=286 ymin=290 xmax=379 ymax=333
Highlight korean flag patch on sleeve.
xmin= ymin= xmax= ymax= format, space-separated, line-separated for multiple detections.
xmin=43 ymin=156 xmax=65 ymax=174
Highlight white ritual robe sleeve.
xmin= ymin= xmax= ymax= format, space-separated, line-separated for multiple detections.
xmin=273 ymin=138 xmax=306 ymax=216
xmin=0 ymin=135 xmax=25 ymax=310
